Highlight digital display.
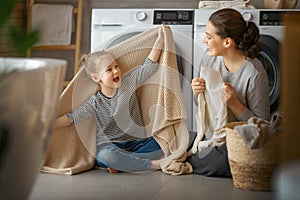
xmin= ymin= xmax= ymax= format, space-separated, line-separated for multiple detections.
xmin=260 ymin=11 xmax=300 ymax=26
xmin=153 ymin=10 xmax=193 ymax=25
xmin=163 ymin=12 xmax=177 ymax=20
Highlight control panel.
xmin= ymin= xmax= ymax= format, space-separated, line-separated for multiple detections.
xmin=153 ymin=10 xmax=193 ymax=25
xmin=260 ymin=10 xmax=300 ymax=26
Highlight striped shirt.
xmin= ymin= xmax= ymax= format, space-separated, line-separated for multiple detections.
xmin=67 ymin=58 xmax=158 ymax=146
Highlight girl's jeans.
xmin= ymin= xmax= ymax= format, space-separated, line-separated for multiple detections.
xmin=96 ymin=137 xmax=163 ymax=172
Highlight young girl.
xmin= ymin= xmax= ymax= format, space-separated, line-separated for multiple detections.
xmin=188 ymin=8 xmax=270 ymax=176
xmin=55 ymin=27 xmax=164 ymax=173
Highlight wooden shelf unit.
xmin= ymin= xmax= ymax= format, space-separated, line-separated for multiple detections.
xmin=27 ymin=0 xmax=83 ymax=86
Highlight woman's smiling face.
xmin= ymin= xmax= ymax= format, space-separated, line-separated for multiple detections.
xmin=202 ymin=20 xmax=226 ymax=57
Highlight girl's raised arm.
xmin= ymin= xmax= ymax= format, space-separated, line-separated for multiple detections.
xmin=148 ymin=26 xmax=164 ymax=63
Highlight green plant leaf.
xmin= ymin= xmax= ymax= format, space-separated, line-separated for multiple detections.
xmin=0 ymin=0 xmax=39 ymax=56
xmin=10 ymin=24 xmax=39 ymax=56
xmin=0 ymin=0 xmax=19 ymax=25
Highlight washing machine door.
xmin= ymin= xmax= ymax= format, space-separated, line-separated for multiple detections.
xmin=105 ymin=31 xmax=184 ymax=86
xmin=257 ymin=34 xmax=280 ymax=113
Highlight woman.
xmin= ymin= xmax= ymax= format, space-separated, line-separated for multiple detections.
xmin=188 ymin=8 xmax=270 ymax=176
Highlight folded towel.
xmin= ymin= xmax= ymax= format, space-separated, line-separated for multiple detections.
xmin=31 ymin=4 xmax=73 ymax=46
xmin=198 ymin=0 xmax=256 ymax=9
xmin=41 ymin=26 xmax=192 ymax=175
xmin=234 ymin=111 xmax=283 ymax=149
xmin=189 ymin=66 xmax=228 ymax=156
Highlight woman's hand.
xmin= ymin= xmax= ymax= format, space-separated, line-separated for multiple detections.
xmin=223 ymin=82 xmax=244 ymax=116
xmin=191 ymin=78 xmax=206 ymax=97
xmin=222 ymin=82 xmax=237 ymax=106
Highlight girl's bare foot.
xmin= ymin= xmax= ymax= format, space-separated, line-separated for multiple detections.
xmin=150 ymin=160 xmax=161 ymax=170
xmin=107 ymin=167 xmax=119 ymax=173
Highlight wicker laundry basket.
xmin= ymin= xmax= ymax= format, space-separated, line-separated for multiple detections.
xmin=225 ymin=122 xmax=281 ymax=191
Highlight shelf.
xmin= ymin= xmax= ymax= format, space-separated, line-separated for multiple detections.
xmin=27 ymin=0 xmax=83 ymax=86
xmin=33 ymin=45 xmax=76 ymax=50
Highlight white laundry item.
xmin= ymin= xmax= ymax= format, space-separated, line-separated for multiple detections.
xmin=190 ymin=66 xmax=228 ymax=155
xmin=31 ymin=4 xmax=73 ymax=46
xmin=234 ymin=111 xmax=283 ymax=149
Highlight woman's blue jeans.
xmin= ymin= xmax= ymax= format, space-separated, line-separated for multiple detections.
xmin=96 ymin=137 xmax=163 ymax=172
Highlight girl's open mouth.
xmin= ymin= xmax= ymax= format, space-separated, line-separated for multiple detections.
xmin=113 ymin=77 xmax=120 ymax=83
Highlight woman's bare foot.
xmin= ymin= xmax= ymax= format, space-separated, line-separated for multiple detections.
xmin=150 ymin=160 xmax=161 ymax=170
xmin=107 ymin=167 xmax=119 ymax=173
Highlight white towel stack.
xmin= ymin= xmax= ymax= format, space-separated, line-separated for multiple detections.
xmin=198 ymin=0 xmax=255 ymax=9
xmin=31 ymin=4 xmax=73 ymax=46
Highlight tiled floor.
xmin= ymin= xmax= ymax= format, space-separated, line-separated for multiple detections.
xmin=29 ymin=170 xmax=275 ymax=200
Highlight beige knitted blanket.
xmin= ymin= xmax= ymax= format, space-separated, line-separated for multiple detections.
xmin=41 ymin=26 xmax=192 ymax=175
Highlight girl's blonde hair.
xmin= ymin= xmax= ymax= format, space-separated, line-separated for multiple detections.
xmin=79 ymin=50 xmax=113 ymax=78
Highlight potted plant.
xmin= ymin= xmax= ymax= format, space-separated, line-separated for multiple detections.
xmin=0 ymin=1 xmax=67 ymax=199
xmin=0 ymin=0 xmax=38 ymax=56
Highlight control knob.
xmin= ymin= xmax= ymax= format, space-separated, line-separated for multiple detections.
xmin=136 ymin=11 xmax=147 ymax=21
xmin=242 ymin=12 xmax=252 ymax=21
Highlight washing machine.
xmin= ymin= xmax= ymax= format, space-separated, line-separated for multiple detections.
xmin=91 ymin=9 xmax=194 ymax=132
xmin=193 ymin=8 xmax=300 ymax=131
